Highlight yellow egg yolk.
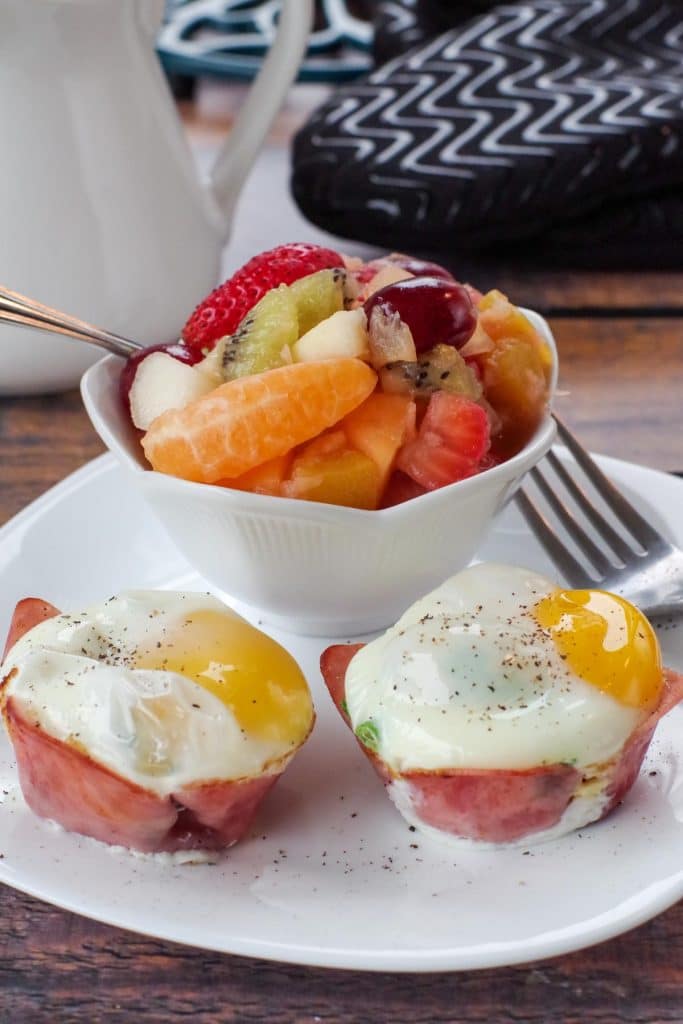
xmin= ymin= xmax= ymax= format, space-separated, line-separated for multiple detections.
xmin=533 ymin=588 xmax=662 ymax=710
xmin=134 ymin=609 xmax=313 ymax=746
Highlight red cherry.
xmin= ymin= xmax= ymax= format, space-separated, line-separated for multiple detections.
xmin=364 ymin=277 xmax=476 ymax=354
xmin=119 ymin=342 xmax=201 ymax=417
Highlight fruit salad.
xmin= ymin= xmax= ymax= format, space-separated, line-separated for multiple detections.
xmin=121 ymin=244 xmax=554 ymax=510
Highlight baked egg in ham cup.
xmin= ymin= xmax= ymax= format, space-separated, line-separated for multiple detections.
xmin=321 ymin=564 xmax=683 ymax=846
xmin=0 ymin=592 xmax=314 ymax=856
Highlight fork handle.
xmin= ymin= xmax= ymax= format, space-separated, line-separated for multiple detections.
xmin=624 ymin=572 xmax=683 ymax=619
xmin=0 ymin=285 xmax=142 ymax=358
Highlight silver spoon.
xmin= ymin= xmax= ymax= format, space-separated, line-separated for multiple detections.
xmin=0 ymin=284 xmax=144 ymax=358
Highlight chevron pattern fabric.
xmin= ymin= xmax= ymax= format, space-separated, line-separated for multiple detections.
xmin=292 ymin=0 xmax=683 ymax=264
xmin=373 ymin=0 xmax=502 ymax=65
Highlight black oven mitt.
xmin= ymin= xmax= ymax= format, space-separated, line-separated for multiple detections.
xmin=291 ymin=0 xmax=683 ymax=267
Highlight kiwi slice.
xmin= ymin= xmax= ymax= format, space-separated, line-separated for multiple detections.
xmin=203 ymin=269 xmax=347 ymax=382
xmin=290 ymin=268 xmax=346 ymax=336
xmin=215 ymin=284 xmax=299 ymax=381
xmin=380 ymin=344 xmax=482 ymax=400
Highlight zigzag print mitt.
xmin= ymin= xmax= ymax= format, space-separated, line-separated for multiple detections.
xmin=291 ymin=0 xmax=683 ymax=266
xmin=373 ymin=0 xmax=502 ymax=65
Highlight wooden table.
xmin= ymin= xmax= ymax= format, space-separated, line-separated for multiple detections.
xmin=1 ymin=90 xmax=682 ymax=1022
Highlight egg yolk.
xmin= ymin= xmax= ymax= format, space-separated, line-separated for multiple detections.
xmin=133 ymin=609 xmax=313 ymax=746
xmin=533 ymin=589 xmax=662 ymax=710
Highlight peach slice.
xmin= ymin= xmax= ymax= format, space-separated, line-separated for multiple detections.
xmin=341 ymin=392 xmax=416 ymax=492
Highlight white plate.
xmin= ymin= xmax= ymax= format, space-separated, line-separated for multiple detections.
xmin=0 ymin=453 xmax=681 ymax=972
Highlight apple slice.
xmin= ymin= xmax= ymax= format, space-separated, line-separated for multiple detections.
xmin=360 ymin=263 xmax=413 ymax=301
xmin=291 ymin=309 xmax=370 ymax=362
xmin=129 ymin=352 xmax=219 ymax=431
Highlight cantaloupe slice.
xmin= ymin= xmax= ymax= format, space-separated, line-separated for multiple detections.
xmin=341 ymin=392 xmax=416 ymax=492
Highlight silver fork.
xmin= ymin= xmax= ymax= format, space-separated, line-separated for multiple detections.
xmin=515 ymin=414 xmax=683 ymax=616
xmin=0 ymin=283 xmax=142 ymax=357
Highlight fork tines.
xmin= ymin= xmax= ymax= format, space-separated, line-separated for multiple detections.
xmin=515 ymin=414 xmax=669 ymax=589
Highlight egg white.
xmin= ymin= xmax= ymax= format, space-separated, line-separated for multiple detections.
xmin=1 ymin=591 xmax=295 ymax=794
xmin=344 ymin=564 xmax=644 ymax=774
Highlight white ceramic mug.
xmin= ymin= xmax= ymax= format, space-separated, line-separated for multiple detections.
xmin=0 ymin=0 xmax=313 ymax=395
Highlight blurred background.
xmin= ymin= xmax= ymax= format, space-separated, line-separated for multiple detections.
xmin=159 ymin=0 xmax=683 ymax=273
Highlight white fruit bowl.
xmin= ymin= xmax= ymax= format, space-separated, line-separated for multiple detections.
xmin=81 ymin=309 xmax=558 ymax=636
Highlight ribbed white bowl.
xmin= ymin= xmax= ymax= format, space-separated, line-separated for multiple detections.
xmin=81 ymin=310 xmax=558 ymax=635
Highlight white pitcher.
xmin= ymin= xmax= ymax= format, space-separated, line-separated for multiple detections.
xmin=0 ymin=0 xmax=313 ymax=394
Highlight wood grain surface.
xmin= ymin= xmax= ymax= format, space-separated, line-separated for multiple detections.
xmin=0 ymin=885 xmax=682 ymax=1024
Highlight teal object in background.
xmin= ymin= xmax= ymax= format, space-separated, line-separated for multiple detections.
xmin=158 ymin=0 xmax=374 ymax=82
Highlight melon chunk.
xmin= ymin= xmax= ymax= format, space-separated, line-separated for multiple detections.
xmin=341 ymin=392 xmax=417 ymax=492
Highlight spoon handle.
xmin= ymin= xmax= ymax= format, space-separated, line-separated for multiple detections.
xmin=0 ymin=285 xmax=143 ymax=358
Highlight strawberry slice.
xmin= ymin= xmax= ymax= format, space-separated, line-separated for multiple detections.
xmin=397 ymin=442 xmax=479 ymax=490
xmin=396 ymin=392 xmax=490 ymax=490
xmin=182 ymin=242 xmax=344 ymax=353
xmin=421 ymin=391 xmax=490 ymax=459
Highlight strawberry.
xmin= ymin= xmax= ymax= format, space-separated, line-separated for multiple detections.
xmin=396 ymin=393 xmax=490 ymax=490
xmin=182 ymin=242 xmax=344 ymax=353
xmin=420 ymin=392 xmax=490 ymax=461
xmin=396 ymin=441 xmax=479 ymax=491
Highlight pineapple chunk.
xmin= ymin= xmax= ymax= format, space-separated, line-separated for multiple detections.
xmin=283 ymin=444 xmax=381 ymax=509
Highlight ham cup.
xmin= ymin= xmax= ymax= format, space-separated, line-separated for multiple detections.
xmin=321 ymin=564 xmax=683 ymax=846
xmin=0 ymin=592 xmax=314 ymax=855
